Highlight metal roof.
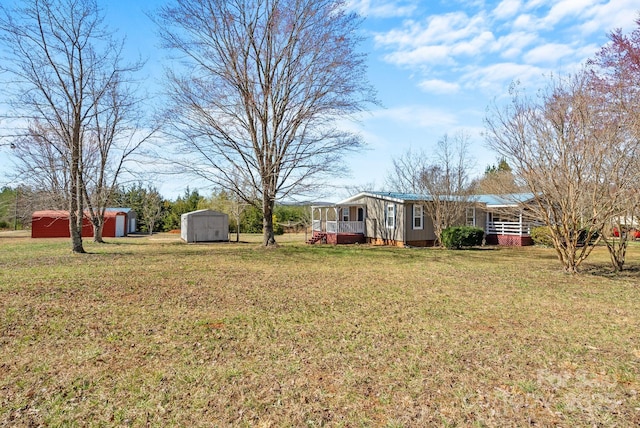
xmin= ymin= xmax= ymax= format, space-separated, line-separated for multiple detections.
xmin=475 ymin=193 xmax=535 ymax=206
xmin=336 ymin=191 xmax=535 ymax=207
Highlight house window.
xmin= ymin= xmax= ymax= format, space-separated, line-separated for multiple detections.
xmin=342 ymin=207 xmax=349 ymax=222
xmin=413 ymin=204 xmax=423 ymax=230
xmin=386 ymin=204 xmax=395 ymax=229
xmin=466 ymin=207 xmax=476 ymax=226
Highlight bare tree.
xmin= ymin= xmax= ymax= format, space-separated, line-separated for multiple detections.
xmin=387 ymin=132 xmax=476 ymax=246
xmin=140 ymin=192 xmax=164 ymax=236
xmin=485 ymin=73 xmax=640 ymax=273
xmin=81 ymin=75 xmax=155 ymax=243
xmin=156 ymin=0 xmax=374 ymax=246
xmin=0 ymin=0 xmax=144 ymax=252
xmin=9 ymin=123 xmax=70 ymax=211
xmin=583 ymin=16 xmax=640 ymax=271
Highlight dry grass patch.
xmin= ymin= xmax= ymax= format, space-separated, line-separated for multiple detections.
xmin=1 ymin=234 xmax=639 ymax=426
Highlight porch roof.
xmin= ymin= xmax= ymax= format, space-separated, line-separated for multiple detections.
xmin=477 ymin=193 xmax=535 ymax=208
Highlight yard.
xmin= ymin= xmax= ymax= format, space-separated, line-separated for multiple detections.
xmin=1 ymin=232 xmax=639 ymax=426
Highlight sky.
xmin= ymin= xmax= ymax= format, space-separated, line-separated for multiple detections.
xmin=1 ymin=0 xmax=639 ymax=200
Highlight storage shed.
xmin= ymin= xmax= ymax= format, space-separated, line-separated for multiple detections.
xmin=106 ymin=208 xmax=137 ymax=233
xmin=181 ymin=209 xmax=229 ymax=243
xmin=31 ymin=210 xmax=128 ymax=238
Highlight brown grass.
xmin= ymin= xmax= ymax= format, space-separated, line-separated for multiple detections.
xmin=1 ymin=232 xmax=639 ymax=426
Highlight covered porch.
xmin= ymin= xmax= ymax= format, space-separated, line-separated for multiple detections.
xmin=309 ymin=204 xmax=366 ymax=244
xmin=485 ymin=210 xmax=539 ymax=246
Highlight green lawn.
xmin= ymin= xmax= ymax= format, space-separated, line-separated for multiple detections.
xmin=1 ymin=233 xmax=639 ymax=426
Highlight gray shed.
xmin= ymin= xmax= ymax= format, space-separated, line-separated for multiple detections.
xmin=181 ymin=209 xmax=229 ymax=243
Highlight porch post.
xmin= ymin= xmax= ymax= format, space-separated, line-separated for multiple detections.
xmin=519 ymin=211 xmax=523 ymax=236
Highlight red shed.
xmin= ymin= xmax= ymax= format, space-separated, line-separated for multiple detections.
xmin=31 ymin=210 xmax=128 ymax=238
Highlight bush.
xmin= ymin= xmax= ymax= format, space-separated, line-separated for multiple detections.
xmin=530 ymin=226 xmax=600 ymax=247
xmin=530 ymin=226 xmax=554 ymax=247
xmin=441 ymin=226 xmax=484 ymax=249
xmin=0 ymin=220 xmax=8 ymax=229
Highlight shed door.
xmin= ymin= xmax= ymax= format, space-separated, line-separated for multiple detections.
xmin=115 ymin=215 xmax=125 ymax=237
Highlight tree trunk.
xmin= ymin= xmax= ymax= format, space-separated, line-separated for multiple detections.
xmin=69 ymin=209 xmax=85 ymax=253
xmin=92 ymin=217 xmax=105 ymax=243
xmin=69 ymin=154 xmax=85 ymax=253
xmin=262 ymin=195 xmax=276 ymax=246
xmin=605 ymin=239 xmax=627 ymax=272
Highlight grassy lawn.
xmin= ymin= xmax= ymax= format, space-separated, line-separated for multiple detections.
xmin=1 ymin=232 xmax=639 ymax=426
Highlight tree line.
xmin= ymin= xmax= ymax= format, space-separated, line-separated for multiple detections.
xmin=0 ymin=184 xmax=312 ymax=238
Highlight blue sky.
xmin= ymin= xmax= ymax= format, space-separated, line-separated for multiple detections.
xmin=2 ymin=0 xmax=639 ymax=200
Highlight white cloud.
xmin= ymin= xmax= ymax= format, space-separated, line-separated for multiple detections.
xmin=577 ymin=0 xmax=640 ymax=35
xmin=523 ymin=42 xmax=576 ymax=64
xmin=418 ymin=79 xmax=461 ymax=94
xmin=452 ymin=31 xmax=496 ymax=56
xmin=374 ymin=12 xmax=494 ymax=67
xmin=493 ymin=0 xmax=523 ymax=20
xmin=511 ymin=13 xmax=539 ymax=31
xmin=370 ymin=106 xmax=458 ymax=129
xmin=462 ymin=62 xmax=546 ymax=91
xmin=493 ymin=31 xmax=539 ymax=59
xmin=347 ymin=0 xmax=418 ymax=18
xmin=374 ymin=12 xmax=487 ymax=48
xmin=383 ymin=45 xmax=454 ymax=66
xmin=542 ymin=0 xmax=599 ymax=28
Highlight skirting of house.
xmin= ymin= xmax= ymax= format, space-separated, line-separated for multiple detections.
xmin=486 ymin=234 xmax=533 ymax=246
xmin=326 ymin=233 xmax=366 ymax=245
xmin=366 ymin=237 xmax=405 ymax=247
xmin=405 ymin=240 xmax=437 ymax=247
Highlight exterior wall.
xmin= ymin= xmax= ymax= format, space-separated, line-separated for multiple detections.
xmin=126 ymin=211 xmax=137 ymax=233
xmin=32 ymin=213 xmax=92 ymax=238
xmin=181 ymin=210 xmax=229 ymax=243
xmin=347 ymin=195 xmax=406 ymax=244
xmin=404 ymin=203 xmax=437 ymax=243
xmin=32 ymin=211 xmax=126 ymax=238
xmin=101 ymin=213 xmax=127 ymax=237
xmin=485 ymin=234 xmax=533 ymax=246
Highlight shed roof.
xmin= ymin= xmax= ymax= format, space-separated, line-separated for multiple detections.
xmin=32 ymin=210 xmax=69 ymax=219
xmin=181 ymin=209 xmax=227 ymax=216
xmin=32 ymin=210 xmax=127 ymax=218
xmin=106 ymin=207 xmax=135 ymax=214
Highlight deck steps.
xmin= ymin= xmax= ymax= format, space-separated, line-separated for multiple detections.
xmin=306 ymin=232 xmax=327 ymax=245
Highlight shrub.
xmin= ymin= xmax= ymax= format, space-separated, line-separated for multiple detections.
xmin=0 ymin=220 xmax=8 ymax=229
xmin=530 ymin=226 xmax=554 ymax=247
xmin=441 ymin=226 xmax=484 ymax=249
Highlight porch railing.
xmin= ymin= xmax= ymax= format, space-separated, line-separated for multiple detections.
xmin=325 ymin=221 xmax=364 ymax=234
xmin=487 ymin=221 xmax=534 ymax=236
